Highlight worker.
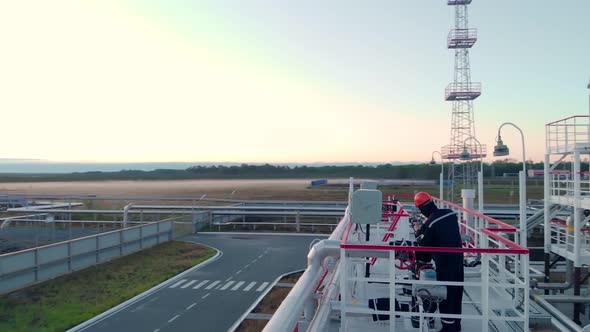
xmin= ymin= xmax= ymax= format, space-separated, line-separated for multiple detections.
xmin=413 ymin=192 xmax=464 ymax=332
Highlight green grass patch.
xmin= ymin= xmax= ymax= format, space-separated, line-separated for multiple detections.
xmin=0 ymin=241 xmax=215 ymax=332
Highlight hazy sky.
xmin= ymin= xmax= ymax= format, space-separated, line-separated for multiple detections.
xmin=0 ymin=1 xmax=588 ymax=163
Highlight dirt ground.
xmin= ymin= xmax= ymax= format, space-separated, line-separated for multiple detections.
xmin=0 ymin=179 xmax=350 ymax=201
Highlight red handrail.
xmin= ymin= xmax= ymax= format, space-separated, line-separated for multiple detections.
xmin=432 ymin=197 xmax=516 ymax=232
xmin=342 ymin=197 xmax=529 ymax=255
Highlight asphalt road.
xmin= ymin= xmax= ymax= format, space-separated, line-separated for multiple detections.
xmin=81 ymin=233 xmax=322 ymax=332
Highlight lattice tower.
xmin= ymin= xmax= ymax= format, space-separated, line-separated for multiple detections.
xmin=441 ymin=0 xmax=486 ymax=202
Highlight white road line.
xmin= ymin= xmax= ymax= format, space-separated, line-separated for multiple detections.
xmin=180 ymin=280 xmax=197 ymax=289
xmin=243 ymin=282 xmax=257 ymax=291
xmin=244 ymin=264 xmax=250 ymax=268
xmin=186 ymin=303 xmax=197 ymax=310
xmin=168 ymin=315 xmax=180 ymax=323
xmin=169 ymin=279 xmax=187 ymax=288
xmin=256 ymin=282 xmax=270 ymax=292
xmin=251 ymin=259 xmax=257 ymax=263
xmin=258 ymin=255 xmax=263 ymax=259
xmin=220 ymin=281 xmax=235 ymax=290
xmin=193 ymin=280 xmax=209 ymax=289
xmin=236 ymin=269 xmax=242 ymax=275
xmin=205 ymin=281 xmax=220 ymax=290
xmin=202 ymin=293 xmax=210 ymax=299
xmin=153 ymin=329 xmax=160 ymax=332
xmin=231 ymin=281 xmax=245 ymax=291
xmin=225 ymin=276 xmax=233 ymax=282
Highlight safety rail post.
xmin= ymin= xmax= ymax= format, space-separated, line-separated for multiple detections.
xmin=340 ymin=247 xmax=348 ymax=331
xmin=481 ymin=231 xmax=490 ymax=332
xmin=389 ymin=250 xmax=396 ymax=332
xmin=573 ymin=151 xmax=582 ymax=267
xmin=523 ymin=251 xmax=530 ymax=332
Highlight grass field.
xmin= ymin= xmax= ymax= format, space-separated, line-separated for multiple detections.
xmin=0 ymin=178 xmax=543 ymax=204
xmin=0 ymin=241 xmax=216 ymax=332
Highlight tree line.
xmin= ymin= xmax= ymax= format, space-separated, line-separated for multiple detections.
xmin=0 ymin=159 xmax=568 ymax=182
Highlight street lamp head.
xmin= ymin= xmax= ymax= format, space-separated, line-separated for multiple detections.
xmin=459 ymin=146 xmax=471 ymax=161
xmin=493 ymin=136 xmax=510 ymax=157
xmin=429 ymin=157 xmax=436 ymax=165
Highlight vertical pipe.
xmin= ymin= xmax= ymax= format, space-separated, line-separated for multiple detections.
xmin=389 ymin=250 xmax=396 ymax=332
xmin=461 ymin=189 xmax=475 ymax=229
xmin=574 ymin=151 xmax=581 ymax=267
xmin=440 ymin=171 xmax=444 ymax=201
xmin=478 ymin=171 xmax=483 ymax=214
xmin=574 ymin=267 xmax=582 ymax=325
xmin=519 ymin=170 xmax=527 ymax=250
xmin=523 ymin=253 xmax=530 ymax=332
xmin=544 ymin=153 xmax=551 ymax=294
xmin=481 ymin=232 xmax=490 ymax=332
xmin=340 ymin=248 xmax=347 ymax=331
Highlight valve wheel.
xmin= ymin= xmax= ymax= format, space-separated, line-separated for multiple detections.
xmin=395 ymin=250 xmax=416 ymax=270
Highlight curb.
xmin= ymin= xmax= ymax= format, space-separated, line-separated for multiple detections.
xmin=67 ymin=243 xmax=222 ymax=332
xmin=227 ymin=269 xmax=306 ymax=332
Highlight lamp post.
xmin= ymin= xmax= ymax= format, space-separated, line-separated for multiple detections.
xmin=431 ymin=151 xmax=444 ymax=201
xmin=462 ymin=137 xmax=484 ymax=214
xmin=494 ymin=123 xmax=527 ymax=250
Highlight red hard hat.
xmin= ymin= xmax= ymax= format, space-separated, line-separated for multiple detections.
xmin=414 ymin=192 xmax=432 ymax=207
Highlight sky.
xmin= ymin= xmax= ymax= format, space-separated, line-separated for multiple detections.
xmin=0 ymin=1 xmax=588 ymax=164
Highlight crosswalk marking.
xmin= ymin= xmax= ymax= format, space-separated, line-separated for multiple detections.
xmin=243 ymin=282 xmax=257 ymax=291
xmin=169 ymin=278 xmax=270 ymax=292
xmin=220 ymin=281 xmax=235 ymax=290
xmin=181 ymin=280 xmax=197 ymax=289
xmin=193 ymin=280 xmax=209 ymax=289
xmin=231 ymin=281 xmax=245 ymax=291
xmin=205 ymin=280 xmax=220 ymax=290
xmin=256 ymin=282 xmax=270 ymax=292
xmin=170 ymin=279 xmax=187 ymax=288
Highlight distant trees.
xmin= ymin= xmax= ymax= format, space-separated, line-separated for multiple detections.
xmin=0 ymin=160 xmax=553 ymax=182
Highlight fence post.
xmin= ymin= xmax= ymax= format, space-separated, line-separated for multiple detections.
xmin=481 ymin=232 xmax=490 ymax=332
xmin=95 ymin=235 xmax=100 ymax=263
xmin=119 ymin=229 xmax=124 ymax=256
xmin=68 ymin=241 xmax=72 ymax=272
xmin=296 ymin=211 xmax=301 ymax=233
xmin=156 ymin=222 xmax=160 ymax=244
xmin=139 ymin=225 xmax=144 ymax=249
xmin=34 ymin=249 xmax=39 ymax=282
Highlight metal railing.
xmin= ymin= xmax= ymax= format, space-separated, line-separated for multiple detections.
xmin=445 ymin=82 xmax=482 ymax=101
xmin=546 ymin=115 xmax=590 ymax=154
xmin=0 ymin=218 xmax=176 ymax=294
xmin=447 ymin=28 xmax=477 ymax=49
xmin=265 ymin=193 xmax=530 ymax=332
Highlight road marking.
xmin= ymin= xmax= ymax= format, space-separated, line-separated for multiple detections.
xmin=244 ymin=264 xmax=250 ymax=268
xmin=153 ymin=329 xmax=160 ymax=332
xmin=236 ymin=269 xmax=242 ymax=275
xmin=225 ymin=276 xmax=233 ymax=281
xmin=202 ymin=293 xmax=210 ymax=299
xmin=243 ymin=282 xmax=257 ymax=291
xmin=220 ymin=281 xmax=235 ymax=290
xmin=181 ymin=280 xmax=197 ymax=289
xmin=256 ymin=282 xmax=270 ymax=292
xmin=186 ymin=303 xmax=197 ymax=310
xmin=193 ymin=280 xmax=209 ymax=289
xmin=231 ymin=281 xmax=245 ymax=291
xmin=169 ymin=279 xmax=187 ymax=288
xmin=251 ymin=259 xmax=257 ymax=263
xmin=205 ymin=280 xmax=220 ymax=290
xmin=258 ymin=255 xmax=263 ymax=259
xmin=168 ymin=315 xmax=180 ymax=323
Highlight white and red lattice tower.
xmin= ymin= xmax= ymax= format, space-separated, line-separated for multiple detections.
xmin=441 ymin=0 xmax=486 ymax=202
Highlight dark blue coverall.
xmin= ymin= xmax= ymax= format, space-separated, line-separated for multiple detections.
xmin=415 ymin=205 xmax=464 ymax=332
